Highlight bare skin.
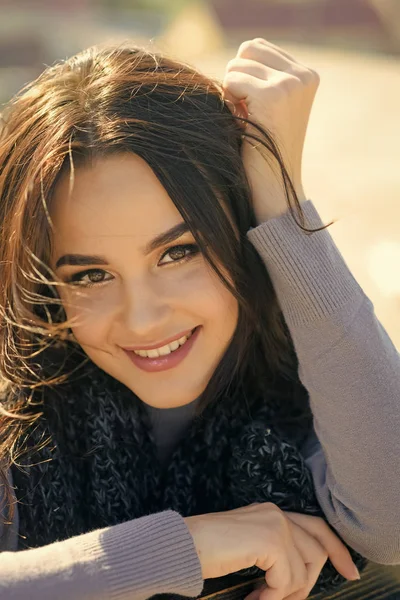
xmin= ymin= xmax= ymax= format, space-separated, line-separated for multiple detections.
xmin=223 ymin=37 xmax=319 ymax=222
xmin=183 ymin=38 xmax=353 ymax=600
xmin=184 ymin=503 xmax=360 ymax=600
xmin=52 ymin=38 xmax=360 ymax=600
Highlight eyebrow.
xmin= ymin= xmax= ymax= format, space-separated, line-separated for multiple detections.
xmin=55 ymin=221 xmax=191 ymax=268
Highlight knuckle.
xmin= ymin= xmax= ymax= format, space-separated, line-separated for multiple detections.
xmin=264 ymin=501 xmax=282 ymax=513
xmin=312 ymin=515 xmax=327 ymax=528
xmin=262 ymin=504 xmax=292 ymax=535
xmin=225 ymin=59 xmax=238 ymax=73
xmin=223 ymin=71 xmax=240 ymax=88
xmin=245 ymin=502 xmax=261 ymax=513
xmin=303 ymin=68 xmax=320 ymax=86
xmin=272 ymin=509 xmax=290 ymax=532
xmin=283 ymin=75 xmax=300 ymax=91
xmin=238 ymin=38 xmax=262 ymax=56
xmin=238 ymin=39 xmax=253 ymax=55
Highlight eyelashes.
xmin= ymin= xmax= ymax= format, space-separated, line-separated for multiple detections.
xmin=66 ymin=269 xmax=112 ymax=287
xmin=64 ymin=243 xmax=200 ymax=288
xmin=158 ymin=243 xmax=199 ymax=265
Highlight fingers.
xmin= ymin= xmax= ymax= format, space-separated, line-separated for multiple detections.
xmin=252 ymin=38 xmax=301 ymax=64
xmin=223 ymin=69 xmax=261 ymax=102
xmin=232 ymin=38 xmax=319 ymax=87
xmin=283 ymin=588 xmax=312 ymax=600
xmin=222 ymin=37 xmax=318 ymax=122
xmin=222 ymin=60 xmax=271 ymax=119
xmin=238 ymin=39 xmax=299 ymax=73
xmin=262 ymin=549 xmax=293 ymax=599
xmin=286 ymin=540 xmax=309 ymax=594
xmin=287 ymin=520 xmax=329 ymax=597
xmin=285 ymin=512 xmax=360 ymax=581
xmin=253 ymin=523 xmax=327 ymax=600
xmin=226 ymin=57 xmax=275 ymax=81
xmin=223 ymin=69 xmax=294 ymax=104
xmin=244 ymin=588 xmax=263 ymax=600
xmin=262 ymin=542 xmax=308 ymax=600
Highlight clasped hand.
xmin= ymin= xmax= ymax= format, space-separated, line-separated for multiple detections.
xmin=184 ymin=502 xmax=360 ymax=600
xmin=222 ymin=38 xmax=320 ymax=223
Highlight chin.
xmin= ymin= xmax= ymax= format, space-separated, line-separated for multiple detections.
xmin=139 ymin=392 xmax=202 ymax=410
xmin=103 ymin=362 xmax=210 ymax=409
xmin=135 ymin=381 xmax=208 ymax=410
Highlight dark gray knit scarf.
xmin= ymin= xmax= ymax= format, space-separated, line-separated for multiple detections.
xmin=11 ymin=362 xmax=366 ymax=598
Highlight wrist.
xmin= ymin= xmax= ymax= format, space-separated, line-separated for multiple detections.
xmin=253 ymin=189 xmax=308 ymax=225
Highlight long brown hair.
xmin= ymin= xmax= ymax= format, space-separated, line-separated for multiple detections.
xmin=0 ymin=43 xmax=319 ymax=517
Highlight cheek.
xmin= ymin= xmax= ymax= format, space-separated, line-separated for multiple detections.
xmin=58 ymin=262 xmax=238 ymax=348
xmin=180 ymin=263 xmax=239 ymax=330
xmin=60 ymin=287 xmax=117 ymax=347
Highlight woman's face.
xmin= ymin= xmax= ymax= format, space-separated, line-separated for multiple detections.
xmin=51 ymin=153 xmax=239 ymax=408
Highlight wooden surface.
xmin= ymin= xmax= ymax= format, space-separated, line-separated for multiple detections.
xmin=150 ymin=563 xmax=400 ymax=599
xmin=199 ymin=563 xmax=400 ymax=600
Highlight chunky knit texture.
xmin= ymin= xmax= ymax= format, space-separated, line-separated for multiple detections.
xmin=11 ymin=362 xmax=366 ymax=597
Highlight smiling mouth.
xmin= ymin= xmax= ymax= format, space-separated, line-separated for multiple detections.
xmin=131 ymin=328 xmax=196 ymax=358
xmin=124 ymin=326 xmax=201 ymax=373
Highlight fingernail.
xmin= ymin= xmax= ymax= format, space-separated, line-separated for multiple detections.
xmin=349 ymin=564 xmax=361 ymax=580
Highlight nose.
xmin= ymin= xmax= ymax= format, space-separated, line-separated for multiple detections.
xmin=118 ymin=276 xmax=173 ymax=341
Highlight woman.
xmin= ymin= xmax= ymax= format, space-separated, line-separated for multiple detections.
xmin=0 ymin=38 xmax=399 ymax=600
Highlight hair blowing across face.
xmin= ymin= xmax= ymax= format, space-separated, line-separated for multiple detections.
xmin=0 ymin=44 xmax=311 ymax=511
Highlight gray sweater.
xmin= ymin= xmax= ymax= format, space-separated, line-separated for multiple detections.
xmin=0 ymin=200 xmax=399 ymax=599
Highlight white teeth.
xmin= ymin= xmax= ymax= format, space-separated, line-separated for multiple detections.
xmin=169 ymin=340 xmax=180 ymax=351
xmin=158 ymin=344 xmax=171 ymax=356
xmin=132 ymin=329 xmax=195 ymax=358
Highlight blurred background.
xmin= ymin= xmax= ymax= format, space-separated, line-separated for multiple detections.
xmin=1 ymin=0 xmax=399 ymax=347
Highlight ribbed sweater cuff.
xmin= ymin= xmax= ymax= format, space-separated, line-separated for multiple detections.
xmin=247 ymin=201 xmax=364 ymax=327
xmin=79 ymin=510 xmax=204 ymax=600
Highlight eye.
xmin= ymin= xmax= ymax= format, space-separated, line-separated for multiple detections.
xmin=158 ymin=244 xmax=200 ymax=266
xmin=66 ymin=269 xmax=114 ymax=287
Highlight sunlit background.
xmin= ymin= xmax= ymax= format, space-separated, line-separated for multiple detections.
xmin=1 ymin=0 xmax=399 ymax=347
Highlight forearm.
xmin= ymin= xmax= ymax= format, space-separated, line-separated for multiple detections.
xmin=0 ymin=510 xmax=204 ymax=600
xmin=247 ymin=201 xmax=400 ymax=563
xmin=300 ymin=299 xmax=400 ymax=564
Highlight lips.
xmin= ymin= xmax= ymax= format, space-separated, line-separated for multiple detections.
xmin=123 ymin=326 xmax=201 ymax=373
xmin=122 ymin=327 xmax=196 ymax=352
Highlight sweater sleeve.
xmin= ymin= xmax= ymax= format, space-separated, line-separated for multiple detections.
xmin=247 ymin=200 xmax=400 ymax=565
xmin=0 ymin=497 xmax=204 ymax=600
